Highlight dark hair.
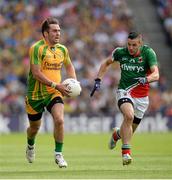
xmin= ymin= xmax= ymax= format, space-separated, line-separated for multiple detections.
xmin=41 ymin=17 xmax=59 ymax=37
xmin=128 ymin=31 xmax=141 ymax=39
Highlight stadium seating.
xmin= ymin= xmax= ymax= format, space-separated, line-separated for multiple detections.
xmin=0 ymin=0 xmax=171 ymax=132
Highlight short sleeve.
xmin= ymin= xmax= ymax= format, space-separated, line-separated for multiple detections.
xmin=146 ymin=48 xmax=158 ymax=67
xmin=29 ymin=45 xmax=41 ymax=65
xmin=63 ymin=47 xmax=72 ymax=66
xmin=111 ymin=47 xmax=121 ymax=62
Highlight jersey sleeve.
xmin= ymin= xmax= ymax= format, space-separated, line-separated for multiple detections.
xmin=29 ymin=45 xmax=41 ymax=65
xmin=111 ymin=47 xmax=122 ymax=62
xmin=146 ymin=48 xmax=158 ymax=67
xmin=63 ymin=46 xmax=72 ymax=66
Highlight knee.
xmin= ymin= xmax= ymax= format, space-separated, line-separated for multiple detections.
xmin=54 ymin=116 xmax=64 ymax=127
xmin=124 ymin=112 xmax=134 ymax=123
xmin=29 ymin=125 xmax=40 ymax=133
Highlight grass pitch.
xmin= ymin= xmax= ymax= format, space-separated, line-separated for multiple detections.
xmin=0 ymin=132 xmax=172 ymax=179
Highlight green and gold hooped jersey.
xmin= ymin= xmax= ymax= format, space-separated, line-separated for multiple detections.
xmin=112 ymin=45 xmax=158 ymax=97
xmin=27 ymin=39 xmax=71 ymax=100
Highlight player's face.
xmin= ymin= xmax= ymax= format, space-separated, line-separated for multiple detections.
xmin=127 ymin=37 xmax=142 ymax=56
xmin=46 ymin=24 xmax=61 ymax=45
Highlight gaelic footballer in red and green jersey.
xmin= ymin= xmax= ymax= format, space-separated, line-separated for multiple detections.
xmin=112 ymin=45 xmax=158 ymax=98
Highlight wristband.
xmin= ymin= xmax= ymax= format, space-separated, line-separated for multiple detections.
xmin=95 ymin=78 xmax=101 ymax=82
xmin=51 ymin=82 xmax=57 ymax=88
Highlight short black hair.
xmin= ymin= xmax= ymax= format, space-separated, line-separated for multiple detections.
xmin=128 ymin=31 xmax=140 ymax=39
xmin=41 ymin=17 xmax=59 ymax=37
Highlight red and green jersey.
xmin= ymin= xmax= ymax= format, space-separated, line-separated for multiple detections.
xmin=112 ymin=45 xmax=158 ymax=97
xmin=27 ymin=39 xmax=71 ymax=100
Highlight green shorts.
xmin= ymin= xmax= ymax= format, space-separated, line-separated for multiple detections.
xmin=25 ymin=96 xmax=63 ymax=121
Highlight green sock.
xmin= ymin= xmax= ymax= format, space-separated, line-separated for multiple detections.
xmin=55 ymin=141 xmax=63 ymax=153
xmin=27 ymin=138 xmax=35 ymax=146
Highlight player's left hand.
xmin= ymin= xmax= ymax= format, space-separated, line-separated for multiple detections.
xmin=135 ymin=77 xmax=148 ymax=85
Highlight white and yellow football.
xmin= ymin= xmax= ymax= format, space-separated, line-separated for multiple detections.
xmin=62 ymin=78 xmax=82 ymax=97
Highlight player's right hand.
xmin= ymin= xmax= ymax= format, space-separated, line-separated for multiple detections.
xmin=90 ymin=78 xmax=101 ymax=97
xmin=55 ymin=84 xmax=71 ymax=97
xmin=135 ymin=77 xmax=148 ymax=85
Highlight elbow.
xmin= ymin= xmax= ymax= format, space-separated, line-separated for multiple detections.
xmin=153 ymin=73 xmax=159 ymax=82
xmin=156 ymin=72 xmax=160 ymax=81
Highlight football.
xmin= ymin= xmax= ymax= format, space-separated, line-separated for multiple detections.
xmin=62 ymin=78 xmax=82 ymax=97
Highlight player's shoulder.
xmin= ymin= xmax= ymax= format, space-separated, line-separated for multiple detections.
xmin=30 ymin=39 xmax=45 ymax=50
xmin=56 ymin=43 xmax=69 ymax=54
xmin=142 ymin=45 xmax=156 ymax=54
xmin=112 ymin=47 xmax=127 ymax=54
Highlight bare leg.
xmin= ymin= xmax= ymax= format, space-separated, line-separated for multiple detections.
xmin=27 ymin=120 xmax=41 ymax=140
xmin=119 ymin=103 xmax=134 ymax=165
xmin=26 ymin=120 xmax=41 ymax=163
xmin=120 ymin=103 xmax=134 ymax=145
xmin=51 ymin=103 xmax=68 ymax=168
xmin=51 ymin=103 xmax=64 ymax=143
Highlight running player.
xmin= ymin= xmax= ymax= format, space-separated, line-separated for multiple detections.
xmin=25 ymin=17 xmax=77 ymax=168
xmin=90 ymin=31 xmax=159 ymax=165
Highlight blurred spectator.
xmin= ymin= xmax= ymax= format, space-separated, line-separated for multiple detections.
xmin=0 ymin=0 xmax=172 ymax=132
xmin=154 ymin=0 xmax=172 ymax=45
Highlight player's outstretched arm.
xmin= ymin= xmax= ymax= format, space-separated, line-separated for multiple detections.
xmin=90 ymin=57 xmax=114 ymax=97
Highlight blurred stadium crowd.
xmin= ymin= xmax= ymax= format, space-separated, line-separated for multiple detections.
xmin=0 ymin=0 xmax=172 ymax=131
xmin=154 ymin=0 xmax=172 ymax=46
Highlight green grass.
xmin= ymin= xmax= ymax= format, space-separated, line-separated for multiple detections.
xmin=0 ymin=132 xmax=172 ymax=179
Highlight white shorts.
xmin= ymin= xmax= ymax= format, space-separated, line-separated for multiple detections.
xmin=116 ymin=89 xmax=149 ymax=119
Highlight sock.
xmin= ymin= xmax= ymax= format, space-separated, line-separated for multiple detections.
xmin=55 ymin=141 xmax=63 ymax=153
xmin=122 ymin=144 xmax=131 ymax=155
xmin=113 ymin=128 xmax=121 ymax=141
xmin=27 ymin=138 xmax=35 ymax=146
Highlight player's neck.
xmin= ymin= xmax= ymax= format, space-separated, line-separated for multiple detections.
xmin=133 ymin=49 xmax=141 ymax=57
xmin=44 ymin=38 xmax=56 ymax=47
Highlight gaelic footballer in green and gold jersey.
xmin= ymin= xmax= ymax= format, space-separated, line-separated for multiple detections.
xmin=25 ymin=17 xmax=76 ymax=167
xmin=27 ymin=39 xmax=71 ymax=100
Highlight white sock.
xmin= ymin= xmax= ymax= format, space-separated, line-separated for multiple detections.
xmin=55 ymin=152 xmax=62 ymax=155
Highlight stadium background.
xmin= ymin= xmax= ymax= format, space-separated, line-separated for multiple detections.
xmin=0 ymin=0 xmax=172 ymax=134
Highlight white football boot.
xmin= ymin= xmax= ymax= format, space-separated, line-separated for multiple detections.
xmin=122 ymin=153 xmax=132 ymax=165
xmin=26 ymin=145 xmax=35 ymax=163
xmin=55 ymin=153 xmax=68 ymax=168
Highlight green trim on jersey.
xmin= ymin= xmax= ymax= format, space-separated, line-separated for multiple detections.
xmin=112 ymin=45 xmax=158 ymax=90
xmin=57 ymin=44 xmax=71 ymax=66
xmin=41 ymin=45 xmax=48 ymax=61
xmin=27 ymin=39 xmax=71 ymax=100
xmin=32 ymin=40 xmax=44 ymax=65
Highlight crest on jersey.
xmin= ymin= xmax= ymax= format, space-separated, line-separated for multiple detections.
xmin=138 ymin=57 xmax=143 ymax=63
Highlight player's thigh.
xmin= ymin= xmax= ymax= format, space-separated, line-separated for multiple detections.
xmin=116 ymin=89 xmax=135 ymax=119
xmin=51 ymin=103 xmax=64 ymax=121
xmin=25 ymin=97 xmax=44 ymax=129
xmin=46 ymin=97 xmax=64 ymax=122
xmin=120 ymin=102 xmax=134 ymax=120
xmin=134 ymin=96 xmax=149 ymax=119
